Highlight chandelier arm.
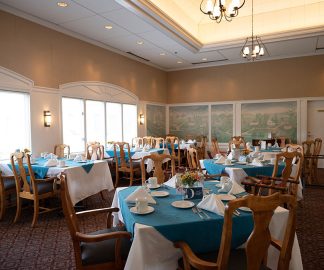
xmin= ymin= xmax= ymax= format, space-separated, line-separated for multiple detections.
xmin=238 ymin=0 xmax=246 ymax=9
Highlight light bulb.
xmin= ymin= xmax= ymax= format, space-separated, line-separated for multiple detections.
xmin=232 ymin=0 xmax=240 ymax=8
xmin=254 ymin=45 xmax=260 ymax=54
xmin=213 ymin=6 xmax=221 ymax=17
xmin=243 ymin=46 xmax=249 ymax=55
xmin=259 ymin=47 xmax=264 ymax=56
xmin=229 ymin=3 xmax=235 ymax=15
xmin=206 ymin=0 xmax=213 ymax=13
xmin=220 ymin=0 xmax=226 ymax=6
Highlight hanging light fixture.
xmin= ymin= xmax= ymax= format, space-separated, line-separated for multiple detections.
xmin=200 ymin=0 xmax=245 ymax=23
xmin=240 ymin=0 xmax=267 ymax=61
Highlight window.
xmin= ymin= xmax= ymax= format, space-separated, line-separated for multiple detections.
xmin=106 ymin=103 xmax=122 ymax=143
xmin=122 ymin=104 xmax=137 ymax=144
xmin=0 ymin=90 xmax=30 ymax=160
xmin=62 ymin=98 xmax=85 ymax=153
xmin=62 ymin=98 xmax=137 ymax=152
xmin=86 ymin=100 xmax=105 ymax=145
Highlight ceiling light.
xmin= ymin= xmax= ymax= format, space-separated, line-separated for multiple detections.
xmin=240 ymin=0 xmax=267 ymax=61
xmin=202 ymin=58 xmax=208 ymax=61
xmin=57 ymin=2 xmax=68 ymax=8
xmin=137 ymin=41 xmax=144 ymax=45
xmin=160 ymin=52 xmax=166 ymax=56
xmin=177 ymin=61 xmax=182 ymax=64
xmin=104 ymin=25 xmax=113 ymax=30
xmin=200 ymin=0 xmax=245 ymax=23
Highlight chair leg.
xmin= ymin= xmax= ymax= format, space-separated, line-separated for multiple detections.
xmin=14 ymin=196 xmax=22 ymax=223
xmin=129 ymin=171 xmax=134 ymax=186
xmin=115 ymin=171 xmax=120 ymax=188
xmin=0 ymin=191 xmax=5 ymax=220
xmin=31 ymin=199 xmax=39 ymax=227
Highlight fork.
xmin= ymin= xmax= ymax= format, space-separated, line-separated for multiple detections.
xmin=196 ymin=207 xmax=211 ymax=219
xmin=192 ymin=206 xmax=204 ymax=219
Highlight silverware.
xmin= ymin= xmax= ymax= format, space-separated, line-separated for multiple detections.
xmin=192 ymin=206 xmax=204 ymax=219
xmin=196 ymin=207 xmax=211 ymax=219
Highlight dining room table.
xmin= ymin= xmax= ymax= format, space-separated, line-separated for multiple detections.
xmin=112 ymin=180 xmax=303 ymax=270
xmin=201 ymin=159 xmax=303 ymax=201
xmin=0 ymin=157 xmax=114 ymax=205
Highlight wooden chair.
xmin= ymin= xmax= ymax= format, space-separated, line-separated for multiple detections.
xmin=166 ymin=136 xmax=185 ymax=171
xmin=228 ymin=136 xmax=246 ymax=153
xmin=132 ymin=137 xmax=143 ymax=148
xmin=141 ymin=153 xmax=175 ymax=185
xmin=302 ymin=140 xmax=315 ymax=185
xmin=54 ymin=144 xmax=70 ymax=158
xmin=11 ymin=152 xmax=58 ymax=227
xmin=152 ymin=137 xmax=165 ymax=149
xmin=284 ymin=144 xmax=304 ymax=155
xmin=0 ymin=172 xmax=16 ymax=220
xmin=186 ymin=148 xmax=203 ymax=172
xmin=60 ymin=174 xmax=131 ymax=270
xmin=113 ymin=142 xmax=141 ymax=187
xmin=243 ymin=151 xmax=303 ymax=198
xmin=174 ymin=193 xmax=297 ymax=270
xmin=143 ymin=136 xmax=154 ymax=147
xmin=312 ymin=138 xmax=322 ymax=184
xmin=86 ymin=142 xmax=104 ymax=160
xmin=196 ymin=135 xmax=207 ymax=160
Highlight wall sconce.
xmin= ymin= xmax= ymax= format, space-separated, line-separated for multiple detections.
xmin=44 ymin=110 xmax=52 ymax=127
xmin=139 ymin=114 xmax=145 ymax=125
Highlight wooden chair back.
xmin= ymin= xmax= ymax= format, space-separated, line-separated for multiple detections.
xmin=113 ymin=142 xmax=132 ymax=170
xmin=175 ymin=193 xmax=297 ymax=270
xmin=54 ymin=144 xmax=70 ymax=158
xmin=284 ymin=144 xmax=304 ymax=155
xmin=314 ymin=138 xmax=322 ymax=156
xmin=186 ymin=148 xmax=202 ymax=172
xmin=166 ymin=136 xmax=180 ymax=164
xmin=152 ymin=137 xmax=165 ymax=149
xmin=132 ymin=137 xmax=143 ymax=148
xmin=86 ymin=142 xmax=103 ymax=160
xmin=143 ymin=136 xmax=154 ymax=147
xmin=11 ymin=152 xmax=32 ymax=193
xmin=211 ymin=137 xmax=221 ymax=156
xmin=228 ymin=136 xmax=246 ymax=152
xmin=302 ymin=140 xmax=315 ymax=156
xmin=141 ymin=153 xmax=175 ymax=184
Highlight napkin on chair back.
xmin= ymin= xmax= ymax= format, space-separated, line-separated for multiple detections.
xmin=197 ymin=194 xmax=225 ymax=216
xmin=125 ymin=187 xmax=156 ymax=204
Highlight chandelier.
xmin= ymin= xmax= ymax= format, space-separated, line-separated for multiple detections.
xmin=240 ymin=0 xmax=266 ymax=60
xmin=200 ymin=0 xmax=246 ymax=23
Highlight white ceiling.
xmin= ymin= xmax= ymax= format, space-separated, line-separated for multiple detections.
xmin=0 ymin=0 xmax=323 ymax=71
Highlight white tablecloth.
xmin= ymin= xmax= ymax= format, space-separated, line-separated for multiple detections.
xmin=0 ymin=160 xmax=114 ymax=205
xmin=112 ymin=188 xmax=303 ymax=270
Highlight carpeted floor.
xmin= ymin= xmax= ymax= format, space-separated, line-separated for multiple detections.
xmin=1 ymin=186 xmax=324 ymax=269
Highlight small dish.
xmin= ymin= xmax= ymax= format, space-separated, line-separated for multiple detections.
xmin=171 ymin=201 xmax=195 ymax=209
xmin=151 ymin=191 xmax=169 ymax=197
xmin=148 ymin=184 xmax=161 ymax=189
xmin=130 ymin=206 xmax=155 ymax=215
xmin=215 ymin=194 xmax=236 ymax=201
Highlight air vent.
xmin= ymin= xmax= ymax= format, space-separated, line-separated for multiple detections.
xmin=192 ymin=58 xmax=228 ymax=65
xmin=126 ymin=52 xmax=150 ymax=62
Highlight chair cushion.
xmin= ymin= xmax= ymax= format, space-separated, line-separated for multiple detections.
xmin=81 ymin=226 xmax=131 ymax=266
xmin=179 ymin=248 xmax=271 ymax=270
xmin=3 ymin=179 xmax=16 ymax=190
xmin=30 ymin=182 xmax=54 ymax=195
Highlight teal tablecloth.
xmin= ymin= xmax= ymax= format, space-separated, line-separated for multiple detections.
xmin=203 ymin=159 xmax=284 ymax=178
xmin=118 ymin=182 xmax=253 ymax=253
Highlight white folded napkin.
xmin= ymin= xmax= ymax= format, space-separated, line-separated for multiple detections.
xmin=44 ymin=159 xmax=58 ymax=167
xmin=215 ymin=156 xmax=226 ymax=164
xmin=273 ymin=142 xmax=279 ymax=148
xmin=252 ymin=158 xmax=263 ymax=167
xmin=197 ymin=194 xmax=225 ymax=216
xmin=228 ymin=181 xmax=246 ymax=195
xmin=73 ymin=155 xmax=83 ymax=162
xmin=164 ymin=175 xmax=177 ymax=188
xmin=125 ymin=187 xmax=156 ymax=204
xmin=106 ymin=144 xmax=114 ymax=150
xmin=187 ymin=140 xmax=194 ymax=143
xmin=213 ymin=153 xmax=223 ymax=160
xmin=227 ymin=152 xmax=233 ymax=160
xmin=218 ymin=181 xmax=232 ymax=193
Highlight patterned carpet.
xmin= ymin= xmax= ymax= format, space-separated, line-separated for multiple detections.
xmin=1 ymin=187 xmax=324 ymax=270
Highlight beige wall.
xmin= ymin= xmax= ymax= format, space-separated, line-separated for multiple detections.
xmin=0 ymin=10 xmax=167 ymax=103
xmin=167 ymin=55 xmax=324 ymax=103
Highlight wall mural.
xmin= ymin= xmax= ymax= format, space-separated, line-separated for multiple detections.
xmin=211 ymin=104 xmax=233 ymax=143
xmin=241 ymin=101 xmax=297 ymax=143
xmin=169 ymin=105 xmax=209 ymax=139
xmin=146 ymin=104 xmax=166 ymax=137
